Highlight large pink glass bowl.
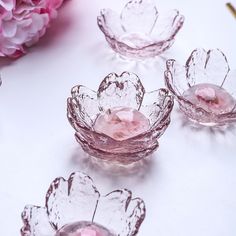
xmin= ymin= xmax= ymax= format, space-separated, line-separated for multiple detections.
xmin=21 ymin=172 xmax=146 ymax=236
xmin=67 ymin=72 xmax=174 ymax=165
xmin=165 ymin=48 xmax=236 ymax=126
xmin=97 ymin=0 xmax=184 ymax=59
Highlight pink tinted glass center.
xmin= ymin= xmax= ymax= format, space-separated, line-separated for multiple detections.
xmin=56 ymin=221 xmax=114 ymax=236
xmin=93 ymin=107 xmax=150 ymax=141
xmin=71 ymin=227 xmax=101 ymax=236
xmin=183 ymin=83 xmax=236 ymax=114
xmin=118 ymin=33 xmax=153 ymax=48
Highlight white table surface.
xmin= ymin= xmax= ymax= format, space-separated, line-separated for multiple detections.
xmin=1 ymin=0 xmax=236 ymax=235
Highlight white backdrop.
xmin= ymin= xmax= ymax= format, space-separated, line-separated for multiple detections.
xmin=0 ymin=0 xmax=236 ymax=235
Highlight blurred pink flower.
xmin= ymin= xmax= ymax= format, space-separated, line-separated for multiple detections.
xmin=0 ymin=0 xmax=64 ymax=58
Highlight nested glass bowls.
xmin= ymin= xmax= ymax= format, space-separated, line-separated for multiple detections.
xmin=97 ymin=0 xmax=184 ymax=59
xmin=165 ymin=48 xmax=236 ymax=126
xmin=67 ymin=72 xmax=174 ymax=165
xmin=21 ymin=172 xmax=146 ymax=236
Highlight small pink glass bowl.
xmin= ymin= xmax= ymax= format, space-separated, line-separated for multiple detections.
xmin=67 ymin=72 xmax=174 ymax=165
xmin=97 ymin=0 xmax=184 ymax=59
xmin=165 ymin=48 xmax=236 ymax=126
xmin=21 ymin=172 xmax=146 ymax=236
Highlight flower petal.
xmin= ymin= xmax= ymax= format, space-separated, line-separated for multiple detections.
xmin=0 ymin=0 xmax=15 ymax=11
xmin=94 ymin=189 xmax=146 ymax=236
xmin=121 ymin=0 xmax=158 ymax=34
xmin=21 ymin=205 xmax=55 ymax=236
xmin=2 ymin=20 xmax=17 ymax=38
xmin=0 ymin=0 xmax=63 ymax=58
xmin=29 ymin=13 xmax=47 ymax=34
xmin=97 ymin=72 xmax=145 ymax=111
xmin=46 ymin=172 xmax=100 ymax=230
xmin=186 ymin=48 xmax=230 ymax=86
xmin=47 ymin=0 xmax=64 ymax=9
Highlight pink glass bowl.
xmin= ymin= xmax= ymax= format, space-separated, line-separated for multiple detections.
xmin=21 ymin=172 xmax=146 ymax=236
xmin=97 ymin=0 xmax=184 ymax=59
xmin=165 ymin=48 xmax=236 ymax=126
xmin=67 ymin=72 xmax=174 ymax=165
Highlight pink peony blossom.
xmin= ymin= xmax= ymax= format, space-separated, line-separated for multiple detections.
xmin=0 ymin=0 xmax=64 ymax=58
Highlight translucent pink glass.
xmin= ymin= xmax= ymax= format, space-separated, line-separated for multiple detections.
xmin=21 ymin=172 xmax=146 ymax=236
xmin=165 ymin=48 xmax=236 ymax=126
xmin=67 ymin=72 xmax=173 ymax=165
xmin=55 ymin=221 xmax=115 ymax=236
xmin=93 ymin=107 xmax=151 ymax=141
xmin=97 ymin=0 xmax=184 ymax=59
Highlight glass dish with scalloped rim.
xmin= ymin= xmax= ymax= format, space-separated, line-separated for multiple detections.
xmin=67 ymin=72 xmax=174 ymax=165
xmin=97 ymin=0 xmax=184 ymax=59
xmin=21 ymin=172 xmax=146 ymax=236
xmin=165 ymin=48 xmax=236 ymax=126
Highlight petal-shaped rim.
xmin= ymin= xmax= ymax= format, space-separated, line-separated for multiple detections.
xmin=69 ymin=85 xmax=100 ymax=128
xmin=120 ymin=0 xmax=158 ymax=34
xmin=165 ymin=57 xmax=236 ymax=122
xmin=67 ymin=73 xmax=173 ymax=142
xmin=140 ymin=88 xmax=174 ymax=128
xmin=21 ymin=172 xmax=146 ymax=236
xmin=186 ymin=48 xmax=230 ymax=87
xmin=165 ymin=59 xmax=186 ymax=97
xmin=97 ymin=8 xmax=124 ymax=40
xmin=121 ymin=197 xmax=146 ymax=236
xmin=94 ymin=189 xmax=146 ymax=236
xmin=21 ymin=205 xmax=55 ymax=236
xmin=223 ymin=69 xmax=236 ymax=97
xmin=45 ymin=172 xmax=100 ymax=230
xmin=97 ymin=6 xmax=184 ymax=51
xmin=97 ymin=72 xmax=145 ymax=111
xmin=151 ymin=9 xmax=184 ymax=41
xmin=166 ymin=9 xmax=185 ymax=39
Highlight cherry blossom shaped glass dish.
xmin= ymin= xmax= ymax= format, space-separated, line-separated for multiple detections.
xmin=67 ymin=72 xmax=174 ymax=165
xmin=165 ymin=48 xmax=236 ymax=126
xmin=97 ymin=0 xmax=184 ymax=59
xmin=21 ymin=172 xmax=146 ymax=236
